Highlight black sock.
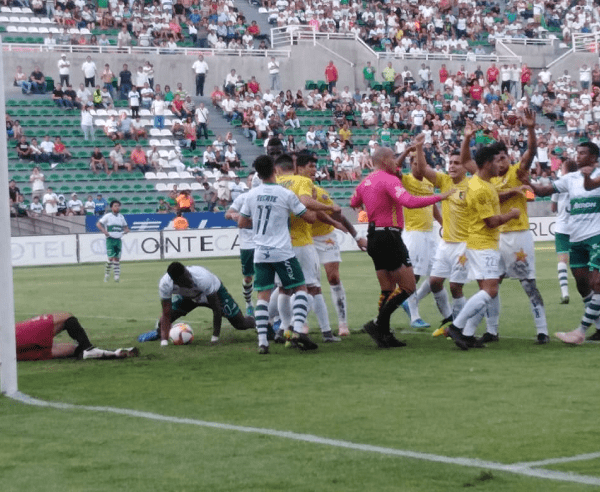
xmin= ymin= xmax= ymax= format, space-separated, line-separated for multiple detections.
xmin=64 ymin=316 xmax=93 ymax=352
xmin=378 ymin=291 xmax=392 ymax=315
xmin=377 ymin=288 xmax=410 ymax=331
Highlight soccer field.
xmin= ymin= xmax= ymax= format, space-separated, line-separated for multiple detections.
xmin=2 ymin=245 xmax=600 ymax=491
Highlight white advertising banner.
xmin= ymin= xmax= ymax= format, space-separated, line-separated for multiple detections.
xmin=11 ymin=235 xmax=77 ymax=266
xmin=79 ymin=231 xmax=162 ymax=263
xmin=10 ymin=218 xmax=559 ymax=267
xmin=163 ymin=229 xmax=241 ymax=259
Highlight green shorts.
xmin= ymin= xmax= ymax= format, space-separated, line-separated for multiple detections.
xmin=171 ymin=284 xmax=240 ymax=320
xmin=554 ymin=232 xmax=570 ymax=255
xmin=254 ymin=257 xmax=305 ymax=291
xmin=106 ymin=237 xmax=122 ymax=259
xmin=240 ymin=249 xmax=255 ymax=277
xmin=570 ymin=234 xmax=600 ymax=270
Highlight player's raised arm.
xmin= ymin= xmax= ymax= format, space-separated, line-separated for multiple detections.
xmin=582 ymin=166 xmax=600 ymax=190
xmin=412 ymin=133 xmax=437 ymax=184
xmin=518 ymin=108 xmax=537 ymax=172
xmin=460 ymin=121 xmax=478 ymax=175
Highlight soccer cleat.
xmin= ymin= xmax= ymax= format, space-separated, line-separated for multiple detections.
xmin=432 ymin=327 xmax=448 ymax=337
xmin=246 ymin=305 xmax=255 ymax=317
xmin=114 ymin=276 xmax=120 ymax=283
xmin=115 ymin=347 xmax=140 ymax=358
xmin=445 ymin=324 xmax=469 ymax=351
xmin=587 ymin=329 xmax=600 ymax=341
xmin=478 ymin=332 xmax=499 ymax=344
xmin=322 ymin=331 xmax=341 ymax=343
xmin=536 ymin=333 xmax=550 ymax=345
xmin=401 ymin=300 xmax=411 ymax=317
xmin=337 ymin=322 xmax=350 ymax=337
xmin=363 ymin=320 xmax=388 ymax=348
xmin=410 ymin=318 xmax=431 ymax=329
xmin=290 ymin=332 xmax=318 ymax=351
xmin=560 ymin=295 xmax=570 ymax=304
xmin=440 ymin=316 xmax=453 ymax=326
xmin=137 ymin=329 xmax=160 ymax=342
xmin=382 ymin=333 xmax=407 ymax=347
xmin=555 ymin=329 xmax=585 ymax=345
xmin=82 ymin=347 xmax=112 ymax=359
xmin=273 ymin=329 xmax=286 ymax=344
xmin=463 ymin=336 xmax=485 ymax=348
xmin=258 ymin=345 xmax=269 ymax=355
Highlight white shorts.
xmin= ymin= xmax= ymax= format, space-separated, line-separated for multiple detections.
xmin=293 ymin=244 xmax=321 ymax=287
xmin=313 ymin=231 xmax=342 ymax=265
xmin=430 ymin=241 xmax=470 ymax=284
xmin=499 ymin=230 xmax=536 ymax=279
xmin=467 ymin=248 xmax=501 ymax=280
xmin=402 ymin=230 xmax=436 ymax=276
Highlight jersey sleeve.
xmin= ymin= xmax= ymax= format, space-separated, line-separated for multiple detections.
xmin=98 ymin=214 xmax=108 ymax=227
xmin=552 ymin=175 xmax=569 ymax=194
xmin=239 ymin=194 xmax=251 ymax=217
xmin=387 ymin=179 xmax=442 ymax=209
xmin=158 ymin=274 xmax=173 ymax=300
xmin=288 ymin=191 xmax=307 ymax=217
xmin=350 ymin=184 xmax=363 ymax=208
xmin=550 ymin=193 xmax=558 ymax=203
xmin=230 ymin=193 xmax=245 ymax=212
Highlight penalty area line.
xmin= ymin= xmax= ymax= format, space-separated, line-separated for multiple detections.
xmin=9 ymin=392 xmax=600 ymax=487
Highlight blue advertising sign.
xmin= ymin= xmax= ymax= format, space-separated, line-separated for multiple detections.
xmin=85 ymin=212 xmax=237 ymax=232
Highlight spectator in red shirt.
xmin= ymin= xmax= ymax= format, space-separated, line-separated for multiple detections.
xmin=130 ymin=144 xmax=151 ymax=173
xmin=170 ymin=94 xmax=185 ymax=118
xmin=487 ymin=63 xmax=499 ymax=84
xmin=469 ymin=81 xmax=483 ymax=102
xmin=521 ymin=63 xmax=532 ymax=94
xmin=325 ymin=60 xmax=338 ymax=92
xmin=439 ymin=64 xmax=448 ymax=85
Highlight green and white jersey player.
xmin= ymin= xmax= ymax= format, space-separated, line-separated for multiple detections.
xmin=96 ymin=200 xmax=129 ymax=283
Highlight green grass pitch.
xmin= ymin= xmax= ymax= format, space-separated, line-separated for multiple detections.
xmin=1 ymin=244 xmax=599 ymax=491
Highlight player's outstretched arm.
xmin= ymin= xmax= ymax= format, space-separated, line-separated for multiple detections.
xmin=484 ymin=208 xmax=521 ymax=229
xmin=238 ymin=215 xmax=252 ymax=229
xmin=529 ymin=181 xmax=555 ymax=197
xmin=225 ymin=207 xmax=240 ymax=221
xmin=316 ymin=210 xmax=348 ymax=233
xmin=206 ymin=293 xmax=223 ymax=339
xmin=334 ymin=212 xmax=367 ymax=251
xmin=498 ymin=185 xmax=528 ymax=203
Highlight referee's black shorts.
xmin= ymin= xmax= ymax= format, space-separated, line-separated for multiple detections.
xmin=367 ymin=224 xmax=412 ymax=272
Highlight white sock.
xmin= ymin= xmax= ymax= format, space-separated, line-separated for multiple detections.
xmin=292 ymin=291 xmax=309 ymax=333
xmin=463 ymin=308 xmax=486 ymax=337
xmin=521 ymin=279 xmax=548 ymax=336
xmin=433 ymin=288 xmax=452 ymax=319
xmin=416 ymin=279 xmax=431 ymax=302
xmin=268 ymin=287 xmax=280 ymax=321
xmin=277 ymin=293 xmax=293 ymax=329
xmin=255 ymin=300 xmax=269 ymax=346
xmin=330 ymin=283 xmax=347 ymax=325
xmin=484 ymin=294 xmax=500 ymax=335
xmin=452 ymin=296 xmax=466 ymax=319
xmin=313 ymin=293 xmax=331 ymax=333
xmin=453 ymin=290 xmax=492 ymax=330
xmin=558 ymin=261 xmax=569 ymax=298
xmin=407 ymin=293 xmax=421 ymax=322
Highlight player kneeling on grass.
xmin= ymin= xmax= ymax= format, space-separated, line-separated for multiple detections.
xmin=138 ymin=262 xmax=255 ymax=346
xmin=16 ymin=312 xmax=139 ymax=361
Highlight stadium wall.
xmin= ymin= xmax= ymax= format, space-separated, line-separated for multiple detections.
xmin=11 ymin=217 xmax=559 ymax=267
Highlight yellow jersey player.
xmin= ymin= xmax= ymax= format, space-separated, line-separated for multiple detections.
xmin=443 ymin=144 xmax=520 ymax=350
xmin=296 ymin=152 xmax=367 ymax=336
xmin=275 ymin=153 xmax=345 ymax=343
xmin=400 ymin=139 xmax=443 ymax=329
xmin=485 ymin=109 xmax=549 ymax=344
xmin=411 ymin=140 xmax=471 ymax=331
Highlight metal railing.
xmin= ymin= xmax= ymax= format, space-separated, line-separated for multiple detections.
xmin=270 ymin=26 xmax=356 ymax=49
xmin=0 ymin=41 xmax=292 ymax=58
xmin=495 ymin=37 xmax=556 ymax=47
xmin=572 ymin=32 xmax=600 ymax=53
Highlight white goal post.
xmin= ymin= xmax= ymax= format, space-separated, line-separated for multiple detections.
xmin=0 ymin=39 xmax=18 ymax=396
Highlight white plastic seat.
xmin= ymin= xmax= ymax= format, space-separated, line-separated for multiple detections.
xmin=179 ymin=171 xmax=192 ymax=179
xmin=155 ymin=183 xmax=169 ymax=191
xmin=165 ymin=183 xmax=176 ymax=191
xmin=48 ymin=26 xmax=59 ymax=33
xmin=17 ymin=26 xmax=28 ymax=32
xmin=27 ymin=26 xmax=39 ymax=33
xmin=95 ymin=109 xmax=108 ymax=116
xmin=149 ymin=128 xmax=161 ymax=136
xmin=40 ymin=17 xmax=52 ymax=24
xmin=139 ymin=109 xmax=152 ymax=116
xmin=190 ymin=182 xmax=203 ymax=190
xmin=160 ymin=129 xmax=172 ymax=136
xmin=178 ymin=183 xmax=191 ymax=191
xmin=6 ymin=25 xmax=17 ymax=32
xmin=167 ymin=171 xmax=180 ymax=179
xmin=0 ymin=15 xmax=9 ymax=22
xmin=156 ymin=172 xmax=169 ymax=180
xmin=144 ymin=172 xmax=157 ymax=180
xmin=149 ymin=138 xmax=161 ymax=147
xmin=18 ymin=16 xmax=30 ymax=23
xmin=160 ymin=138 xmax=174 ymax=146
xmin=38 ymin=27 xmax=49 ymax=33
xmin=93 ymin=119 xmax=106 ymax=127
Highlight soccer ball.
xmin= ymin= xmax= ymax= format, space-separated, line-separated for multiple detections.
xmin=169 ymin=322 xmax=194 ymax=345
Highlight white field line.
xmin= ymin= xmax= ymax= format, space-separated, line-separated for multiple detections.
xmin=513 ymin=452 xmax=600 ymax=468
xmin=9 ymin=392 xmax=600 ymax=487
